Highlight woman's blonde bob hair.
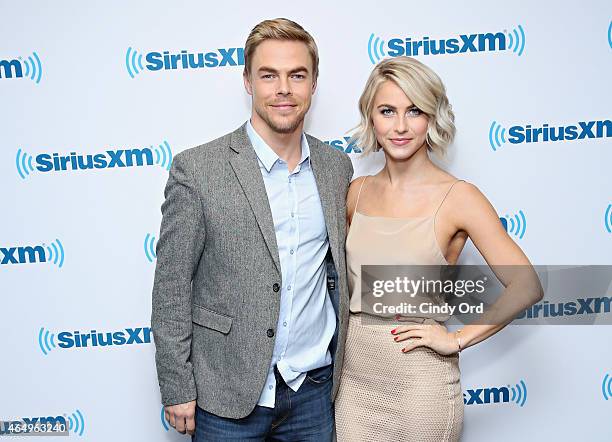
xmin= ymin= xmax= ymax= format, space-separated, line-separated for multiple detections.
xmin=351 ymin=56 xmax=455 ymax=155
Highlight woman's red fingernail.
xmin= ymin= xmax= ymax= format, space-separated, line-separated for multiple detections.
xmin=394 ymin=336 xmax=399 ymax=341
xmin=391 ymin=328 xmax=396 ymax=334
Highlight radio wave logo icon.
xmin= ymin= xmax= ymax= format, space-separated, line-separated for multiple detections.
xmin=160 ymin=406 xmax=171 ymax=431
xmin=45 ymin=239 xmax=65 ymax=268
xmin=608 ymin=21 xmax=612 ymax=49
xmin=500 ymin=210 xmax=527 ymax=239
xmin=510 ymin=379 xmax=528 ymax=406
xmin=605 ymin=204 xmax=612 ymax=234
xmin=603 ymin=373 xmax=612 ymax=400
xmin=38 ymin=327 xmax=57 ymax=355
xmin=144 ymin=233 xmax=157 ymax=263
xmin=67 ymin=409 xmax=85 ymax=437
xmin=1 ymin=239 xmax=65 ymax=267
xmin=153 ymin=141 xmax=173 ymax=171
xmin=16 ymin=148 xmax=35 ymax=179
xmin=504 ymin=25 xmax=526 ymax=56
xmin=367 ymin=34 xmax=386 ymax=64
xmin=126 ymin=47 xmax=145 ymax=78
xmin=488 ymin=121 xmax=507 ymax=151
xmin=1 ymin=52 xmax=43 ymax=83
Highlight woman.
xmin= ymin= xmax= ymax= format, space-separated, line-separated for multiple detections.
xmin=334 ymin=57 xmax=542 ymax=441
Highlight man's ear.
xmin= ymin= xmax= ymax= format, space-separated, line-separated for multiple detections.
xmin=243 ymin=71 xmax=253 ymax=96
xmin=311 ymin=78 xmax=317 ymax=95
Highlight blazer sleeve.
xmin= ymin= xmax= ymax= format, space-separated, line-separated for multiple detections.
xmin=151 ymin=151 xmax=205 ymax=406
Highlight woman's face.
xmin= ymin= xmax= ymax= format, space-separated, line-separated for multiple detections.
xmin=370 ymin=80 xmax=429 ymax=161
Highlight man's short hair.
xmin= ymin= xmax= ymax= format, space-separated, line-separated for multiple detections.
xmin=243 ymin=18 xmax=319 ymax=81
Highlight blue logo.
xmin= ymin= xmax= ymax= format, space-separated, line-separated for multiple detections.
xmin=500 ymin=210 xmax=527 ymax=239
xmin=464 ymin=380 xmax=527 ymax=407
xmin=0 ymin=52 xmax=43 ymax=83
xmin=368 ymin=25 xmax=525 ymax=64
xmin=324 ymin=136 xmax=363 ymax=154
xmin=488 ymin=119 xmax=611 ymax=150
xmin=605 ymin=204 xmax=612 ymax=234
xmin=603 ymin=373 xmax=612 ymax=400
xmin=38 ymin=326 xmax=151 ymax=354
xmin=0 ymin=239 xmax=65 ymax=267
xmin=516 ymin=296 xmax=612 ymax=320
xmin=16 ymin=141 xmax=172 ymax=178
xmin=126 ymin=46 xmax=244 ymax=78
xmin=0 ymin=411 xmax=83 ymax=436
xmin=160 ymin=406 xmax=171 ymax=431
xmin=608 ymin=21 xmax=612 ymax=49
xmin=144 ymin=233 xmax=158 ymax=263
xmin=67 ymin=410 xmax=85 ymax=437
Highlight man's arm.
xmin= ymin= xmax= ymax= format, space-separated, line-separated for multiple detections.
xmin=151 ymin=151 xmax=205 ymax=432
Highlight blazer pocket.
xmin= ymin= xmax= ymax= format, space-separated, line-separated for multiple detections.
xmin=192 ymin=304 xmax=233 ymax=334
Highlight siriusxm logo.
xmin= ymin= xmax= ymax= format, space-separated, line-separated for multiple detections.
xmin=1 ymin=239 xmax=65 ymax=267
xmin=368 ymin=25 xmax=525 ymax=63
xmin=603 ymin=373 xmax=612 ymax=400
xmin=0 ymin=52 xmax=43 ymax=83
xmin=0 ymin=410 xmax=84 ymax=437
xmin=38 ymin=326 xmax=151 ymax=355
xmin=605 ymin=204 xmax=612 ymax=234
xmin=489 ymin=119 xmax=611 ymax=150
xmin=499 ymin=210 xmax=527 ymax=239
xmin=16 ymin=141 xmax=172 ymax=179
xmin=324 ymin=136 xmax=362 ymax=154
xmin=517 ymin=297 xmax=612 ymax=320
xmin=464 ymin=380 xmax=527 ymax=407
xmin=144 ymin=233 xmax=158 ymax=263
xmin=608 ymin=20 xmax=612 ymax=49
xmin=126 ymin=47 xmax=244 ymax=78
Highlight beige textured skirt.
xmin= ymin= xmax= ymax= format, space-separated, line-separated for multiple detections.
xmin=335 ymin=313 xmax=463 ymax=442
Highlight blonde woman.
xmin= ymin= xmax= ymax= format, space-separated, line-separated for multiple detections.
xmin=334 ymin=57 xmax=542 ymax=441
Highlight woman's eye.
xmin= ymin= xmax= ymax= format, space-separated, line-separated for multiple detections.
xmin=408 ymin=107 xmax=422 ymax=116
xmin=381 ymin=108 xmax=394 ymax=116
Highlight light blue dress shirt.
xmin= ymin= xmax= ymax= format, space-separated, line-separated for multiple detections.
xmin=246 ymin=120 xmax=337 ymax=408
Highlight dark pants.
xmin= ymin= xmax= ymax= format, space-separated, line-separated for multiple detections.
xmin=193 ymin=364 xmax=334 ymax=441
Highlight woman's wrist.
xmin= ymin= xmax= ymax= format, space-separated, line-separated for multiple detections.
xmin=454 ymin=329 xmax=463 ymax=353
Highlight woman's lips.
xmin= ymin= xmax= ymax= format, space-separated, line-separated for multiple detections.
xmin=390 ymin=138 xmax=413 ymax=146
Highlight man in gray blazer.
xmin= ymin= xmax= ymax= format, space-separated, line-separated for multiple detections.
xmin=151 ymin=18 xmax=353 ymax=440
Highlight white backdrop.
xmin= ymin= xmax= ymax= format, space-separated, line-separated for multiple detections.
xmin=1 ymin=0 xmax=611 ymax=440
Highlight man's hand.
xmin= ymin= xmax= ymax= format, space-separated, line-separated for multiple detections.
xmin=164 ymin=400 xmax=196 ymax=435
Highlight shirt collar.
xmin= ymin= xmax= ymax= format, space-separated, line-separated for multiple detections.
xmin=246 ymin=120 xmax=310 ymax=173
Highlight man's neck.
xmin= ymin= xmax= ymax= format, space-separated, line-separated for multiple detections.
xmin=250 ymin=115 xmax=303 ymax=169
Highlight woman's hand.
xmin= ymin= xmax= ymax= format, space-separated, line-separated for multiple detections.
xmin=391 ymin=323 xmax=459 ymax=356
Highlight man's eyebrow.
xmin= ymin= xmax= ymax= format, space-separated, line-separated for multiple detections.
xmin=257 ymin=66 xmax=310 ymax=74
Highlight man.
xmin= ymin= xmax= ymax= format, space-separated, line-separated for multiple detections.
xmin=151 ymin=18 xmax=353 ymax=440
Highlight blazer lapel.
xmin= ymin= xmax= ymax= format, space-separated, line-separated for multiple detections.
xmin=307 ymin=135 xmax=340 ymax=265
xmin=228 ymin=124 xmax=281 ymax=275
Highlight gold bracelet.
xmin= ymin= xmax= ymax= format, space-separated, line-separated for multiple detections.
xmin=455 ymin=329 xmax=463 ymax=353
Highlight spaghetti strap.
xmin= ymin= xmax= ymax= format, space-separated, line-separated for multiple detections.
xmin=434 ymin=179 xmax=464 ymax=217
xmin=352 ymin=176 xmax=370 ymax=219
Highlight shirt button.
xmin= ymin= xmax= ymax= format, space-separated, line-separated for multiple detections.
xmin=268 ymin=385 xmax=273 ymax=390
xmin=291 ymin=212 xmax=295 ymax=218
xmin=290 ymin=249 xmax=294 ymax=255
xmin=272 ymin=283 xmax=280 ymax=292
xmin=287 ymin=285 xmax=292 ymax=291
xmin=267 ymin=328 xmax=275 ymax=338
xmin=283 ymin=321 xmax=287 ymax=327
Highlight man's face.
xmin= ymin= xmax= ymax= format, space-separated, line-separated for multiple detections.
xmin=244 ymin=39 xmax=316 ymax=134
